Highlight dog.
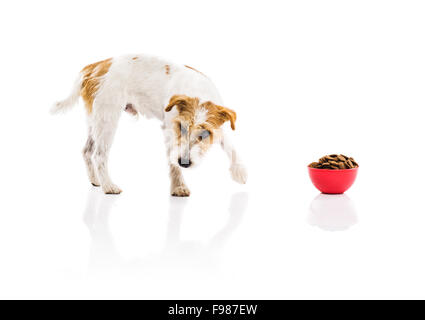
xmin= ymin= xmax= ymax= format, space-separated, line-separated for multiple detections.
xmin=52 ymin=54 xmax=247 ymax=196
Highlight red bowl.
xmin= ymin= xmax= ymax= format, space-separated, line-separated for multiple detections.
xmin=308 ymin=167 xmax=358 ymax=194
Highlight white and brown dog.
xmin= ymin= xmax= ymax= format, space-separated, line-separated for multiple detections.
xmin=52 ymin=54 xmax=247 ymax=196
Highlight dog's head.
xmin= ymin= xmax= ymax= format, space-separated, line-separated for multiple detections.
xmin=165 ymin=94 xmax=236 ymax=168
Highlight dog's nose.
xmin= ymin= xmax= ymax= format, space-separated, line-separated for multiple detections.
xmin=178 ymin=157 xmax=191 ymax=168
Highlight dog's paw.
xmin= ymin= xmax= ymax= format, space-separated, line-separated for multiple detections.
xmin=230 ymin=164 xmax=248 ymax=184
xmin=87 ymin=172 xmax=100 ymax=187
xmin=90 ymin=177 xmax=101 ymax=187
xmin=102 ymin=184 xmax=122 ymax=195
xmin=171 ymin=185 xmax=191 ymax=197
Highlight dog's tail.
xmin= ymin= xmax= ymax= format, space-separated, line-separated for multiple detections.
xmin=50 ymin=73 xmax=83 ymax=114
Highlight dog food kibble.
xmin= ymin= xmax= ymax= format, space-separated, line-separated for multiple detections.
xmin=309 ymin=154 xmax=359 ymax=170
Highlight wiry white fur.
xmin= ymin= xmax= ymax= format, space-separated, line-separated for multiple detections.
xmin=194 ymin=107 xmax=208 ymax=125
xmin=51 ymin=74 xmax=83 ymax=114
xmin=52 ymin=54 xmax=247 ymax=195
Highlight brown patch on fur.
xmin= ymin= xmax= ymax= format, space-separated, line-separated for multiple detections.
xmin=165 ymin=95 xmax=238 ymax=167
xmin=132 ymin=56 xmax=138 ymax=60
xmin=125 ymin=103 xmax=138 ymax=116
xmin=166 ymin=96 xmax=206 ymax=151
xmin=165 ymin=95 xmax=237 ymax=159
xmin=80 ymin=58 xmax=112 ymax=114
xmin=165 ymin=95 xmax=198 ymax=116
xmin=184 ymin=65 xmax=206 ymax=77
xmin=165 ymin=95 xmax=237 ymax=130
xmin=165 ymin=65 xmax=170 ymax=75
xmin=202 ymin=101 xmax=237 ymax=130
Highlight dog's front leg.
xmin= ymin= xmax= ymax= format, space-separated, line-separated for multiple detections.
xmin=169 ymin=164 xmax=191 ymax=197
xmin=220 ymin=133 xmax=248 ymax=184
xmin=163 ymin=126 xmax=191 ymax=197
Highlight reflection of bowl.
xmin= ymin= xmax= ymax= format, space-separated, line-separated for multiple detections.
xmin=309 ymin=194 xmax=357 ymax=231
xmin=308 ymin=167 xmax=358 ymax=194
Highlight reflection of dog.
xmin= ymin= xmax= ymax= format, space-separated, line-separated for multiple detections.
xmin=52 ymin=54 xmax=247 ymax=196
xmin=83 ymin=190 xmax=249 ymax=272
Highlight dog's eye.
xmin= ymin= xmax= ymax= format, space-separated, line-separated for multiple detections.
xmin=198 ymin=130 xmax=210 ymax=141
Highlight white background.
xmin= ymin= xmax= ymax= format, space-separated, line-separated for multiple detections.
xmin=1 ymin=0 xmax=425 ymax=299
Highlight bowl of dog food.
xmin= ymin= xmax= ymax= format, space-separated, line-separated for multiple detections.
xmin=308 ymin=154 xmax=359 ymax=194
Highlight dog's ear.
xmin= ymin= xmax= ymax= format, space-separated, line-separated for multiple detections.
xmin=165 ymin=95 xmax=191 ymax=112
xmin=216 ymin=106 xmax=237 ymax=130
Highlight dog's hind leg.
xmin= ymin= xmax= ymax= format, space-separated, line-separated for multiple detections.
xmin=92 ymin=104 xmax=122 ymax=194
xmin=82 ymin=127 xmax=100 ymax=187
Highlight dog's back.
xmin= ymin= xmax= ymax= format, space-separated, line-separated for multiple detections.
xmin=52 ymin=54 xmax=222 ymax=120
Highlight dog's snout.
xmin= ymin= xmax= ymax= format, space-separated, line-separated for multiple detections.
xmin=178 ymin=157 xmax=191 ymax=168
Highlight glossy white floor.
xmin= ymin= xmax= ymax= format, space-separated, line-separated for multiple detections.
xmin=2 ymin=0 xmax=425 ymax=299
xmin=2 ymin=112 xmax=425 ymax=299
